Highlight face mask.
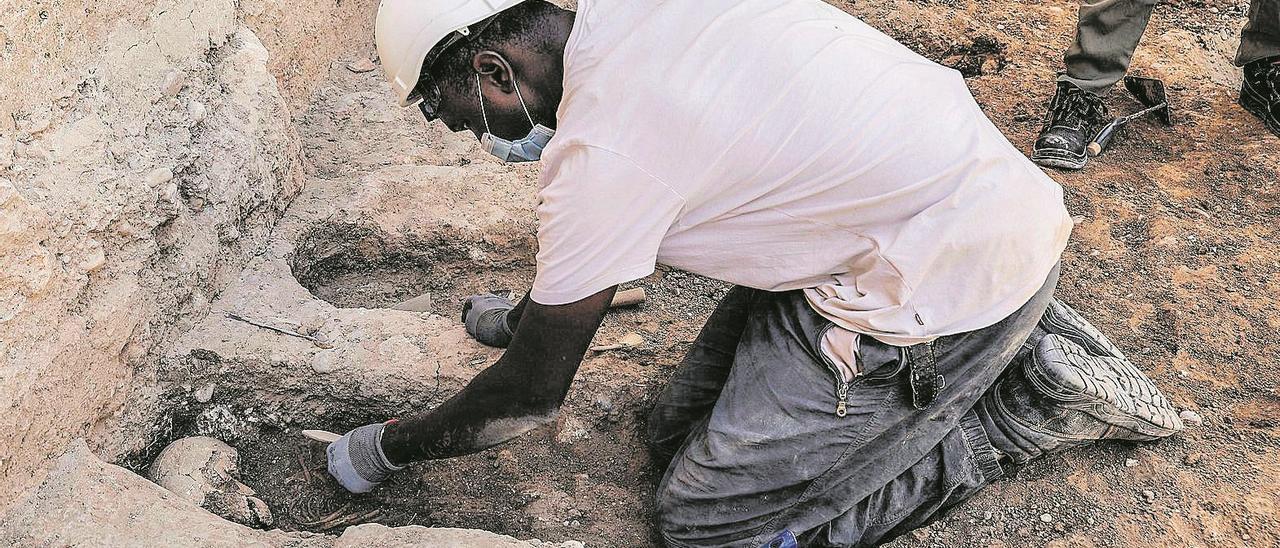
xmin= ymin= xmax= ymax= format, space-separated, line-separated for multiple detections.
xmin=476 ymin=73 xmax=556 ymax=163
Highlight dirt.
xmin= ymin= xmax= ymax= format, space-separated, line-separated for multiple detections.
xmin=228 ymin=267 xmax=728 ymax=547
xmin=208 ymin=0 xmax=1280 ymax=546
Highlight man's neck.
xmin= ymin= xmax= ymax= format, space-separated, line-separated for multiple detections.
xmin=526 ymin=9 xmax=576 ymax=127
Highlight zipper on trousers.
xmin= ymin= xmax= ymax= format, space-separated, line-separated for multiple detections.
xmin=835 ymin=381 xmax=850 ymax=417
xmin=816 ymin=323 xmax=851 ymax=417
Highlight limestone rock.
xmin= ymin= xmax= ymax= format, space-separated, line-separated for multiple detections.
xmin=0 ymin=441 xmax=324 ymax=547
xmin=335 ymin=524 xmax=538 ymax=547
xmin=146 ymin=436 xmax=274 ymax=528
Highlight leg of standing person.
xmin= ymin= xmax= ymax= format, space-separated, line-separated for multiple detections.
xmin=1236 ymin=0 xmax=1280 ymax=135
xmin=1033 ymin=0 xmax=1160 ymax=170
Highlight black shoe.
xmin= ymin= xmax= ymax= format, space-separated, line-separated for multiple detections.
xmin=1032 ymin=82 xmax=1110 ymax=170
xmin=978 ymin=300 xmax=1182 ymax=464
xmin=1241 ymin=56 xmax=1280 ymax=137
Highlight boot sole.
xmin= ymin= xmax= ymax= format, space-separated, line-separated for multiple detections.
xmin=1240 ymin=80 xmax=1280 ymax=137
xmin=1024 ymin=335 xmax=1183 ymax=440
xmin=1040 ymin=299 xmax=1125 ymax=359
xmin=1031 ymin=151 xmax=1087 ymax=171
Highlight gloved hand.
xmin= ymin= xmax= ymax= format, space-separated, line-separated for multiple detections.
xmin=462 ymin=293 xmax=516 ymax=347
xmin=326 ymin=422 xmax=405 ymax=493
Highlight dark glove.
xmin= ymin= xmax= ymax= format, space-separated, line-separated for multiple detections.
xmin=325 ymin=422 xmax=405 ymax=493
xmin=462 ymin=293 xmax=515 ymax=347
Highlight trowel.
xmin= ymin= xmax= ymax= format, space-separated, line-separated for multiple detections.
xmin=301 ymin=430 xmax=342 ymax=443
xmin=1086 ymin=76 xmax=1172 ymax=157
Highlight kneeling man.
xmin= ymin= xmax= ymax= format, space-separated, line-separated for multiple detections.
xmin=324 ymin=1 xmax=1183 ymax=546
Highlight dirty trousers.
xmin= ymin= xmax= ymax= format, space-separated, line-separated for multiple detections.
xmin=1059 ymin=0 xmax=1280 ymax=94
xmin=647 ymin=265 xmax=1059 ymax=548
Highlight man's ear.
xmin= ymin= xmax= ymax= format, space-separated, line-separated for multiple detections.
xmin=472 ymin=51 xmax=516 ymax=94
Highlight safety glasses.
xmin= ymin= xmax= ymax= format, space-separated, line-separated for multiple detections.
xmin=415 ymin=81 xmax=443 ymax=121
xmin=411 ymin=14 xmax=501 ymax=122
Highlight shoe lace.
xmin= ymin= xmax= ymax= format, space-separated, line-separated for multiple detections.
xmin=1264 ymin=63 xmax=1280 ymax=95
xmin=1043 ymin=86 xmax=1109 ymax=131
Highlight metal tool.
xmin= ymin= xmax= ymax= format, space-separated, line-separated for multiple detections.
xmin=226 ymin=312 xmax=334 ymax=349
xmin=301 ymin=429 xmax=342 ymax=443
xmin=1087 ymin=76 xmax=1172 ymax=156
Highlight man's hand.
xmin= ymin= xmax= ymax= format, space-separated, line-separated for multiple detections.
xmin=380 ymin=286 xmax=616 ymax=464
xmin=325 ymin=422 xmax=405 ymax=493
xmin=462 ymin=293 xmax=516 ymax=347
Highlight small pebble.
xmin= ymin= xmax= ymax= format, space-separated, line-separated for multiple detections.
xmin=1179 ymin=410 xmax=1204 ymax=426
xmin=1142 ymin=490 xmax=1156 ymax=502
xmin=1184 ymin=452 xmax=1204 ymax=465
xmin=569 ymin=520 xmax=581 ymax=527
xmin=1124 ymin=458 xmax=1139 ymax=467
xmin=1040 ymin=513 xmax=1053 ymax=523
xmin=347 ymin=58 xmax=377 ymax=73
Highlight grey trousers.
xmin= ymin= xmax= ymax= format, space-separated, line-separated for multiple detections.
xmin=647 ymin=265 xmax=1059 ymax=547
xmin=1060 ymin=0 xmax=1280 ymax=94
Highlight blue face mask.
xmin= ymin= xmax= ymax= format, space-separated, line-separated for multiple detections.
xmin=476 ymin=73 xmax=555 ymax=163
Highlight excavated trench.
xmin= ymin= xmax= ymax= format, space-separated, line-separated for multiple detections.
xmin=107 ymin=57 xmax=734 ymax=547
xmin=290 ymin=220 xmax=536 ymax=310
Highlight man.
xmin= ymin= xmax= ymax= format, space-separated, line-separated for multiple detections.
xmin=1033 ymin=0 xmax=1280 ymax=170
xmin=323 ymin=1 xmax=1184 ymax=546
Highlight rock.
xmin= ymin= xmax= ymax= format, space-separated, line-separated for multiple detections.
xmin=188 ymin=100 xmax=207 ymax=122
xmin=1184 ymin=452 xmax=1204 ymax=465
xmin=194 ymin=383 xmax=216 ymax=403
xmin=311 ymin=349 xmax=344 ymax=373
xmin=1124 ymin=458 xmax=1139 ymax=468
xmin=161 ymin=70 xmax=186 ymax=97
xmin=335 ymin=524 xmax=538 ymax=547
xmin=1179 ymin=410 xmax=1203 ymax=426
xmin=1142 ymin=490 xmax=1156 ymax=502
xmin=0 ymin=441 xmax=320 ymax=547
xmin=146 ymin=436 xmax=274 ymax=528
xmin=1039 ymin=513 xmax=1053 ymax=523
xmin=346 ymin=58 xmax=378 ymax=73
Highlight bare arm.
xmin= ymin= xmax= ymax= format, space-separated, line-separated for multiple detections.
xmin=380 ymin=285 xmax=617 ymax=463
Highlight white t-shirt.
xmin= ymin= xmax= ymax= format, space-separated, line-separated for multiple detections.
xmin=531 ymin=0 xmax=1072 ymax=378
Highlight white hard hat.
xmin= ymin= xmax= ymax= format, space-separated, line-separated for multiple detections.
xmin=375 ymin=0 xmax=530 ymax=107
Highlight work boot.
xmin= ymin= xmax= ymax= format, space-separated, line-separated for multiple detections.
xmin=978 ymin=300 xmax=1183 ymax=465
xmin=1240 ymin=56 xmax=1280 ymax=137
xmin=1031 ymin=81 xmax=1110 ymax=170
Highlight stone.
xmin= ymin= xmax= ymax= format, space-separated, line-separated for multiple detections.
xmin=1125 ymin=458 xmax=1139 ymax=468
xmin=194 ymin=383 xmax=216 ymax=403
xmin=335 ymin=524 xmax=539 ymax=547
xmin=1040 ymin=513 xmax=1053 ymax=523
xmin=0 ymin=442 xmax=321 ymax=547
xmin=1179 ymin=410 xmax=1203 ymax=426
xmin=346 ymin=58 xmax=378 ymax=73
xmin=146 ymin=436 xmax=274 ymax=528
xmin=161 ymin=70 xmax=186 ymax=97
xmin=1184 ymin=452 xmax=1204 ymax=465
xmin=188 ymin=100 xmax=207 ymax=123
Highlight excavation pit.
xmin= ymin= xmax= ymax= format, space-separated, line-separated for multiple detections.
xmin=289 ymin=220 xmax=538 ymax=311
